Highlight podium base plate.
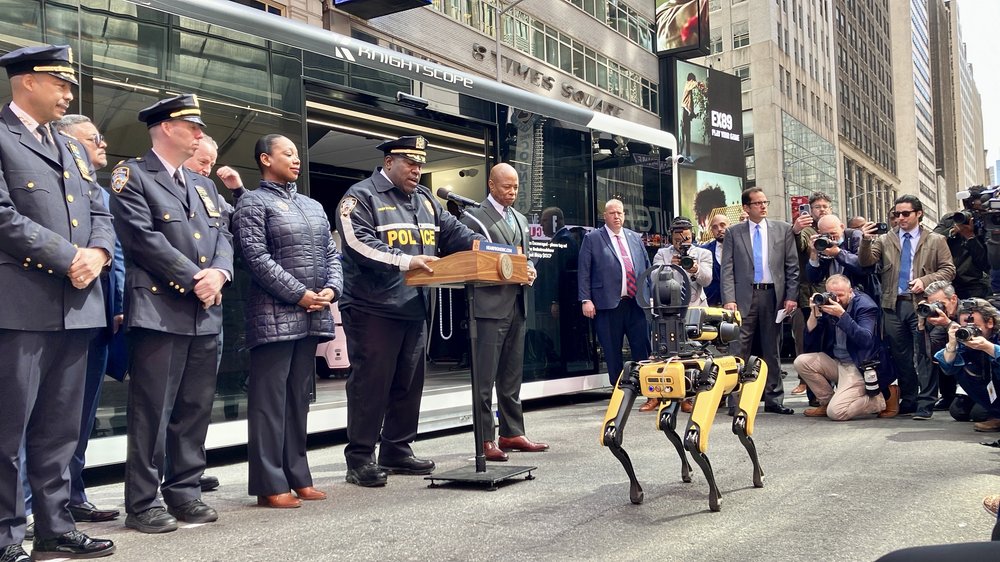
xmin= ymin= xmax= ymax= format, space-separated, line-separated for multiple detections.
xmin=425 ymin=465 xmax=536 ymax=491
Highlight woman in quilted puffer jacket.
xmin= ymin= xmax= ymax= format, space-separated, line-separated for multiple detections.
xmin=232 ymin=134 xmax=343 ymax=509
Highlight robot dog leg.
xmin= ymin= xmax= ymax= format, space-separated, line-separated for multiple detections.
xmin=682 ymin=355 xmax=742 ymax=512
xmin=733 ymin=354 xmax=767 ymax=488
xmin=656 ymin=399 xmax=692 ymax=484
xmin=600 ymin=361 xmax=645 ymax=504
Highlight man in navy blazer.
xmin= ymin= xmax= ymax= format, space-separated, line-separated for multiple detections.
xmin=578 ymin=199 xmax=651 ymax=385
xmin=794 ymin=274 xmax=885 ymax=420
xmin=701 ymin=213 xmax=729 ymax=307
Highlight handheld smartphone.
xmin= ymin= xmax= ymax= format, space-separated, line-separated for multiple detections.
xmin=875 ymin=222 xmax=889 ymax=234
xmin=799 ymin=203 xmax=810 ymax=216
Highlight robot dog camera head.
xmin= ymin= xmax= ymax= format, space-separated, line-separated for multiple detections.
xmin=686 ymin=307 xmax=741 ymax=344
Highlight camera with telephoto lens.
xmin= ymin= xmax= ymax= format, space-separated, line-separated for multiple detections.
xmin=915 ymin=300 xmax=945 ymax=319
xmin=956 ymin=324 xmax=983 ymax=342
xmin=813 ymin=235 xmax=835 ymax=252
xmin=812 ymin=291 xmax=835 ymax=306
xmin=678 ymin=242 xmax=694 ymax=269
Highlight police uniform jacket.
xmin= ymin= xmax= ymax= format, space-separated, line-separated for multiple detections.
xmin=0 ymin=104 xmax=115 ymax=330
xmin=233 ymin=180 xmax=343 ymax=349
xmin=335 ymin=169 xmax=482 ymax=320
xmin=109 ymin=149 xmax=233 ymax=336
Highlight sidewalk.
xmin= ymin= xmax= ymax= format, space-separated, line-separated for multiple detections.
xmin=64 ymin=383 xmax=998 ymax=561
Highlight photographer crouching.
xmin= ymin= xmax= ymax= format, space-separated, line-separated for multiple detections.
xmin=934 ymin=298 xmax=1000 ymax=431
xmin=793 ymin=274 xmax=887 ymax=420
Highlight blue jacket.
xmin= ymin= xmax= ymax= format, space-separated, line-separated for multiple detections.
xmin=700 ymin=239 xmax=722 ymax=306
xmin=578 ymin=226 xmax=652 ymax=310
xmin=803 ymin=290 xmax=880 ymax=368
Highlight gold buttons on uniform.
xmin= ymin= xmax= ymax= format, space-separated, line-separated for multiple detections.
xmin=73 ymin=244 xmax=79 ymax=248
xmin=63 ymin=171 xmax=70 ymax=179
xmin=26 ymin=182 xmax=34 ymax=189
xmin=151 ymin=286 xmax=158 ymax=293
xmin=67 ymin=194 xmax=74 ymax=203
xmin=169 ymin=281 xmax=175 ymax=287
xmin=36 ymin=264 xmax=42 ymax=269
xmin=199 ymin=256 xmax=207 ymax=263
xmin=48 ymin=270 xmax=53 ymax=274
xmin=163 ymin=213 xmax=171 ymax=220
xmin=25 ymin=257 xmax=31 ymax=263
xmin=179 ymin=288 xmax=185 ymax=293
xmin=71 ymin=219 xmax=79 ymax=227
xmin=193 ymin=232 xmax=201 ymax=239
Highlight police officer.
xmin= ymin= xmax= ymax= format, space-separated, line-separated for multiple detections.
xmin=109 ymin=94 xmax=233 ymax=533
xmin=336 ymin=135 xmax=483 ymax=487
xmin=0 ymin=45 xmax=116 ymax=561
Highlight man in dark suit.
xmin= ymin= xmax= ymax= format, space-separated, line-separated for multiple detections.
xmin=0 ymin=45 xmax=116 ymax=561
xmin=701 ymin=213 xmax=729 ymax=307
xmin=51 ymin=114 xmax=124 ymax=523
xmin=110 ymin=94 xmax=233 ymax=533
xmin=459 ymin=163 xmax=548 ymax=462
xmin=578 ymin=199 xmax=651 ymax=386
xmin=721 ymin=187 xmax=799 ymax=414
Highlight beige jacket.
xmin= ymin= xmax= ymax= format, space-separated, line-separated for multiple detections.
xmin=859 ymin=224 xmax=955 ymax=310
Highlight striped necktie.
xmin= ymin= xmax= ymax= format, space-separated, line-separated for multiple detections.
xmin=615 ymin=234 xmax=637 ymax=297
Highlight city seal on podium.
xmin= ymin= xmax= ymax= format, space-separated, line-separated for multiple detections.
xmin=497 ymin=253 xmax=514 ymax=280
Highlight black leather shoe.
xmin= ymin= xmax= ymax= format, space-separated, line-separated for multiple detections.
xmin=200 ymin=474 xmax=220 ymax=492
xmin=68 ymin=501 xmax=120 ymax=523
xmin=32 ymin=529 xmax=114 ymax=559
xmin=764 ymin=404 xmax=794 ymax=415
xmin=125 ymin=506 xmax=178 ymax=534
xmin=345 ymin=463 xmax=388 ymax=487
xmin=0 ymin=545 xmax=29 ymax=562
xmin=379 ymin=455 xmax=435 ymax=475
xmin=167 ymin=499 xmax=218 ymax=524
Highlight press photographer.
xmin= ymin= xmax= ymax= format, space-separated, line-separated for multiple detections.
xmin=653 ymin=216 xmax=713 ymax=307
xmin=805 ymin=214 xmax=872 ymax=289
xmin=793 ymin=274 xmax=887 ymax=420
xmin=934 ymin=297 xmax=1000 ymax=431
xmin=919 ymin=281 xmax=963 ymax=415
xmin=935 ymin=187 xmax=991 ymax=299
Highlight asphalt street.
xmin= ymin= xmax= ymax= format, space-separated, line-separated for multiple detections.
xmin=51 ymin=379 xmax=1000 ymax=561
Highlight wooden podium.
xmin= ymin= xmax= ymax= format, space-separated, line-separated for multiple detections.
xmin=406 ymin=249 xmax=536 ymax=490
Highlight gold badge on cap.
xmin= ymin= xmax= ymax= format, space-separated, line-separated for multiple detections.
xmin=195 ymin=186 xmax=222 ymax=218
xmin=110 ymin=166 xmax=129 ymax=193
xmin=340 ymin=196 xmax=358 ymax=216
xmin=415 ymin=136 xmax=426 ymax=150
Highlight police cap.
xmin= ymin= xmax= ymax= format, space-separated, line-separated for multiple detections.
xmin=376 ymin=135 xmax=427 ymax=164
xmin=0 ymin=44 xmax=78 ymax=85
xmin=138 ymin=94 xmax=206 ymax=128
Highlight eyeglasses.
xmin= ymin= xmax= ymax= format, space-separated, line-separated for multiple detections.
xmin=747 ymin=201 xmax=770 ymax=207
xmin=88 ymin=133 xmax=105 ymax=146
xmin=890 ymin=210 xmax=916 ymax=218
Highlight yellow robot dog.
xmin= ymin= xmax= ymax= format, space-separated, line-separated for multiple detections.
xmin=600 ymin=264 xmax=767 ymax=512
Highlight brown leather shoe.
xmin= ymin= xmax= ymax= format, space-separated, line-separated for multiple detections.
xmin=804 ymin=405 xmax=828 ymax=417
xmin=975 ymin=418 xmax=1000 ymax=432
xmin=878 ymin=385 xmax=900 ymax=418
xmin=293 ymin=487 xmax=327 ymax=501
xmin=483 ymin=441 xmax=508 ymax=462
xmin=791 ymin=383 xmax=808 ymax=395
xmin=498 ymin=435 xmax=549 ymax=452
xmin=680 ymin=398 xmax=694 ymax=413
xmin=257 ymin=493 xmax=301 ymax=508
xmin=638 ymin=398 xmax=659 ymax=412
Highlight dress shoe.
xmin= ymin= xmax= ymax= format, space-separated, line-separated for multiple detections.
xmin=125 ymin=506 xmax=178 ymax=534
xmin=200 ymin=474 xmax=220 ymax=492
xmin=483 ymin=441 xmax=509 ymax=462
xmin=791 ymin=383 xmax=808 ymax=395
xmin=379 ymin=455 xmax=435 ymax=475
xmin=167 ymin=499 xmax=218 ymax=524
xmin=808 ymin=398 xmax=820 ymax=407
xmin=293 ymin=486 xmax=327 ymax=501
xmin=680 ymin=399 xmax=694 ymax=413
xmin=32 ymin=530 xmax=114 ymax=559
xmin=803 ymin=405 xmax=828 ymax=417
xmin=975 ymin=418 xmax=1000 ymax=432
xmin=878 ymin=385 xmax=900 ymax=418
xmin=257 ymin=493 xmax=301 ymax=508
xmin=346 ymin=463 xmax=388 ymax=487
xmin=912 ymin=411 xmax=933 ymax=420
xmin=764 ymin=404 xmax=794 ymax=415
xmin=498 ymin=435 xmax=549 ymax=452
xmin=0 ymin=545 xmax=29 ymax=562
xmin=638 ymin=398 xmax=659 ymax=412
xmin=985 ymin=494 xmax=1000 ymax=517
xmin=68 ymin=501 xmax=120 ymax=523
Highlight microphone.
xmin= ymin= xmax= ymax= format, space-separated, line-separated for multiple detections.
xmin=436 ymin=186 xmax=480 ymax=208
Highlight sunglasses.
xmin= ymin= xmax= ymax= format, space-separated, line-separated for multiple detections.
xmin=891 ymin=210 xmax=916 ymax=218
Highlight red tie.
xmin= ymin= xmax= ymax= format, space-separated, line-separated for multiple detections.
xmin=615 ymin=234 xmax=636 ymax=297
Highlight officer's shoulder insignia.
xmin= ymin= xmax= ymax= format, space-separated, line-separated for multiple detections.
xmin=73 ymin=157 xmax=93 ymax=182
xmin=195 ymin=185 xmax=222 ymax=217
xmin=340 ymin=196 xmax=358 ymax=216
xmin=110 ymin=166 xmax=129 ymax=194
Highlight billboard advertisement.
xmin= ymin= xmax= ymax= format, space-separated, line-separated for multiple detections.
xmin=655 ymin=0 xmax=710 ymax=57
xmin=673 ymin=59 xmax=744 ymax=178
xmin=678 ymin=168 xmax=744 ymax=241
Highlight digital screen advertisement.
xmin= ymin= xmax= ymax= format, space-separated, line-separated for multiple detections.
xmin=655 ymin=0 xmax=710 ymax=58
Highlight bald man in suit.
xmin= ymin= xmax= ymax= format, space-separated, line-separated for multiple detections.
xmin=721 ymin=187 xmax=799 ymax=414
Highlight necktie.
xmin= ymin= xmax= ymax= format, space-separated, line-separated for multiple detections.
xmin=753 ymin=224 xmax=764 ymax=283
xmin=37 ymin=125 xmax=55 ymax=158
xmin=504 ymin=207 xmax=515 ymax=228
xmin=615 ymin=234 xmax=637 ymax=297
xmin=173 ymin=169 xmax=186 ymax=192
xmin=898 ymin=232 xmax=912 ymax=294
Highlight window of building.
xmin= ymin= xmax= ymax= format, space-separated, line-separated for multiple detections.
xmin=735 ymin=65 xmax=751 ymax=91
xmin=232 ymin=0 xmax=284 ymax=15
xmin=733 ymin=20 xmax=750 ymax=49
xmin=710 ymin=28 xmax=723 ymax=54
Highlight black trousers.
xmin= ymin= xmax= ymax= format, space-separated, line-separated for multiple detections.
xmin=342 ymin=309 xmax=425 ymax=469
xmin=474 ymin=306 xmax=527 ymax=441
xmin=593 ymin=298 xmax=651 ymax=386
xmin=0 ymin=329 xmax=90 ymax=545
xmin=739 ymin=286 xmax=784 ymax=407
xmin=883 ymin=299 xmax=936 ymax=414
xmin=247 ymin=337 xmax=318 ymax=496
xmin=124 ymin=329 xmax=217 ymax=514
